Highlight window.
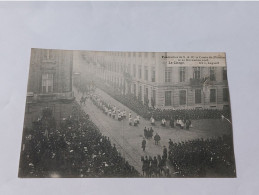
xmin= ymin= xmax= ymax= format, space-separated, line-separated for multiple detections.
xmin=133 ymin=64 xmax=136 ymax=77
xmin=139 ymin=52 xmax=142 ymax=57
xmin=44 ymin=50 xmax=50 ymax=59
xmin=42 ymin=73 xmax=53 ymax=93
xmin=134 ymin=84 xmax=136 ymax=96
xmin=180 ymin=67 xmax=185 ymax=82
xmin=210 ymin=89 xmax=216 ymax=103
xmin=144 ymin=66 xmax=148 ymax=81
xmin=165 ymin=67 xmax=172 ymax=82
xmin=133 ymin=52 xmax=136 ymax=57
xmin=139 ymin=85 xmax=142 ymax=100
xmin=145 ymin=87 xmax=149 ymax=99
xmin=223 ymin=67 xmax=227 ymax=80
xmin=49 ymin=50 xmax=54 ymax=59
xmin=151 ymin=67 xmax=156 ymax=82
xmin=165 ymin=91 xmax=172 ymax=106
xmin=195 ymin=89 xmax=202 ymax=104
xmin=152 ymin=52 xmax=155 ymax=57
xmin=152 ymin=90 xmax=156 ymax=106
xmin=128 ymin=52 xmax=131 ymax=57
xmin=223 ymin=88 xmax=229 ymax=102
xmin=193 ymin=67 xmax=201 ymax=79
xmin=127 ymin=64 xmax=131 ymax=73
xmin=145 ymin=53 xmax=148 ymax=58
xmin=210 ymin=67 xmax=216 ymax=81
xmin=138 ymin=65 xmax=142 ymax=79
xmin=179 ymin=90 xmax=187 ymax=105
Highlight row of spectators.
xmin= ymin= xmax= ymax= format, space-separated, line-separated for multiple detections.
xmin=92 ymin=80 xmax=231 ymax=121
xmin=168 ymin=135 xmax=236 ymax=177
xmin=19 ymin=102 xmax=139 ymax=178
xmin=141 ymin=155 xmax=169 ymax=177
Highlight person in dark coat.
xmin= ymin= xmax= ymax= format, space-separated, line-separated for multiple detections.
xmin=163 ymin=146 xmax=168 ymax=159
xmin=154 ymin=133 xmax=161 ymax=145
xmin=142 ymin=138 xmax=147 ymax=151
xmin=144 ymin=127 xmax=147 ymax=139
xmin=186 ymin=119 xmax=191 ymax=130
xmin=150 ymin=127 xmax=154 ymax=138
xmin=168 ymin=139 xmax=173 ymax=149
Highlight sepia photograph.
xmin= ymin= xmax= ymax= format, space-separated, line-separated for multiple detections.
xmin=3 ymin=1 xmax=259 ymax=194
xmin=18 ymin=49 xmax=236 ymax=178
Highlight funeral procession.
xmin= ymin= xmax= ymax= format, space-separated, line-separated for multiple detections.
xmin=18 ymin=49 xmax=236 ymax=178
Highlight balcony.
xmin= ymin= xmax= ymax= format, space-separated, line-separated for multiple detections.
xmin=27 ymin=91 xmax=75 ymax=103
xmin=189 ymin=78 xmax=203 ymax=87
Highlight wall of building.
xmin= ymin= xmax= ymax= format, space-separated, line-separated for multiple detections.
xmin=27 ymin=49 xmax=73 ymax=94
xmin=78 ymin=51 xmax=230 ymax=110
xmin=23 ymin=49 xmax=74 ymax=129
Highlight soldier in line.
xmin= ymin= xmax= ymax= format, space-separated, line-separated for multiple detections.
xmin=170 ymin=117 xmax=174 ymax=128
xmin=186 ymin=119 xmax=191 ymax=130
xmin=163 ymin=146 xmax=168 ymax=160
xmin=168 ymin=139 xmax=173 ymax=149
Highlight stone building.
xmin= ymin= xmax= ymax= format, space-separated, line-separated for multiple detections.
xmin=23 ymin=48 xmax=75 ymax=128
xmin=77 ymin=51 xmax=230 ymax=110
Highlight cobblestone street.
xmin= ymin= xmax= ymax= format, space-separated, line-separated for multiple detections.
xmin=74 ymin=88 xmax=232 ymax=176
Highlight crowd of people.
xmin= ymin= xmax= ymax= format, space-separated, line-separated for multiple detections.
xmin=70 ymin=81 xmax=236 ymax=178
xmin=168 ymin=135 xmax=236 ymax=177
xmin=19 ymin=102 xmax=139 ymax=178
xmin=141 ymin=148 xmax=170 ymax=177
xmin=143 ymin=127 xmax=154 ymax=139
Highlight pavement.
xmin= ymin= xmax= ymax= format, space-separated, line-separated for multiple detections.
xmin=74 ymin=88 xmax=232 ymax=177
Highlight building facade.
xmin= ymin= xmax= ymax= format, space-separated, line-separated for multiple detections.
xmin=78 ymin=51 xmax=230 ymax=110
xmin=24 ymin=48 xmax=75 ymax=128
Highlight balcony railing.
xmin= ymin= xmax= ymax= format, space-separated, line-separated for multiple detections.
xmin=26 ymin=91 xmax=74 ymax=103
xmin=189 ymin=78 xmax=203 ymax=87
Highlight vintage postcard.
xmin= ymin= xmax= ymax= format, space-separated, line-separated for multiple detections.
xmin=19 ymin=49 xmax=236 ymax=178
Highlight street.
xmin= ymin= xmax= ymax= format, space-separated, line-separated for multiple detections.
xmin=74 ymin=88 xmax=232 ymax=176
